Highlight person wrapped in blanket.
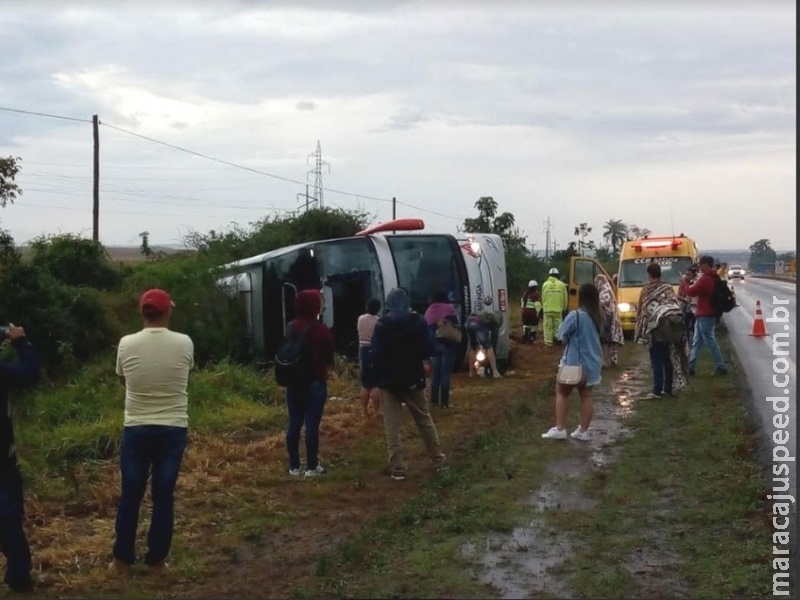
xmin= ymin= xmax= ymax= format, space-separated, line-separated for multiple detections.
xmin=678 ymin=264 xmax=699 ymax=345
xmin=634 ymin=262 xmax=690 ymax=398
xmin=593 ymin=273 xmax=624 ymax=367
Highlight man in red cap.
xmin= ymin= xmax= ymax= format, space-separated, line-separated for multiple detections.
xmin=111 ymin=288 xmax=194 ymax=574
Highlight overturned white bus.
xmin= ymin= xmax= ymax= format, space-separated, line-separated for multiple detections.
xmin=217 ymin=219 xmax=510 ymax=369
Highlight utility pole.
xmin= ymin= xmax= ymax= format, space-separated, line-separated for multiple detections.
xmin=392 ymin=197 xmax=397 ymax=233
xmin=92 ymin=114 xmax=99 ymax=242
xmin=307 ymin=140 xmax=329 ymax=210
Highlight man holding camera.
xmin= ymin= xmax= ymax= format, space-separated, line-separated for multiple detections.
xmin=112 ymin=289 xmax=194 ymax=574
xmin=0 ymin=324 xmax=40 ymax=593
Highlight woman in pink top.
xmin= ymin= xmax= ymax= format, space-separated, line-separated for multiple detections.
xmin=357 ymin=298 xmax=382 ymax=418
xmin=423 ymin=290 xmax=459 ymax=407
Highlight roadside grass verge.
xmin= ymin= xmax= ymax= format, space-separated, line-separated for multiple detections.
xmin=302 ymin=373 xmax=579 ymax=599
xmin=545 ymin=333 xmax=775 ymax=599
xmin=14 ymin=319 xmax=558 ymax=598
xmin=304 ymin=334 xmax=776 ymax=600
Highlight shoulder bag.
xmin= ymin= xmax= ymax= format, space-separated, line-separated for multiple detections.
xmin=436 ymin=317 xmax=462 ymax=344
xmin=557 ymin=312 xmax=585 ymax=386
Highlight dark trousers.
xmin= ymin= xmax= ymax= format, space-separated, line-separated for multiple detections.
xmin=683 ymin=310 xmax=696 ymax=345
xmin=649 ymin=342 xmax=674 ymax=396
xmin=0 ymin=465 xmax=32 ymax=588
xmin=286 ymin=381 xmax=327 ymax=471
xmin=430 ymin=341 xmax=455 ymax=407
xmin=113 ymin=425 xmax=188 ymax=566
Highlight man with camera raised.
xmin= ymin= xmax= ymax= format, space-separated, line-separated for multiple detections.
xmin=0 ymin=323 xmax=40 ymax=593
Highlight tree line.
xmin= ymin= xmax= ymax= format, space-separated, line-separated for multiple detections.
xmin=2 ymin=154 xmax=372 ymax=378
xmin=460 ymin=197 xmax=652 ymax=290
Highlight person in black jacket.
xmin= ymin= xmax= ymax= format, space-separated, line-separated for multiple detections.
xmin=0 ymin=324 xmax=40 ymax=593
xmin=371 ymin=288 xmax=446 ymax=481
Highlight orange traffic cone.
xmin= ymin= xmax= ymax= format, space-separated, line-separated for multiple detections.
xmin=750 ymin=300 xmax=768 ymax=337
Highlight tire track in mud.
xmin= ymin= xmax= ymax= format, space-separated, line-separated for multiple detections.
xmin=461 ymin=357 xmax=669 ymax=599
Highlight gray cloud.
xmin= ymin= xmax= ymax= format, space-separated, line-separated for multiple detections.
xmin=0 ymin=3 xmax=795 ymax=249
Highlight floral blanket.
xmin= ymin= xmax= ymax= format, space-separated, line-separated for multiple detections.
xmin=634 ymin=280 xmax=689 ymax=391
xmin=595 ymin=274 xmax=624 ymax=346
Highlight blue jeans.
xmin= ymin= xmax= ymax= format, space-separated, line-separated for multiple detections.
xmin=113 ymin=425 xmax=188 ymax=566
xmin=431 ymin=341 xmax=455 ymax=390
xmin=286 ymin=381 xmax=327 ymax=471
xmin=649 ymin=342 xmax=674 ymax=395
xmin=0 ymin=465 xmax=32 ymax=588
xmin=689 ymin=316 xmax=727 ymax=371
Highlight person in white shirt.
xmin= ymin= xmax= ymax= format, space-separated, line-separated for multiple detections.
xmin=111 ymin=288 xmax=194 ymax=574
xmin=357 ymin=298 xmax=382 ymax=418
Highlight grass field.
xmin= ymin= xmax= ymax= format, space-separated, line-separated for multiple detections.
xmin=6 ymin=316 xmax=780 ymax=599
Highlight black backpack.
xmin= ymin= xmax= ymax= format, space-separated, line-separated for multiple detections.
xmin=711 ymin=277 xmax=736 ymax=315
xmin=652 ymin=313 xmax=685 ymax=343
xmin=274 ymin=322 xmax=316 ymax=388
xmin=380 ymin=317 xmax=426 ymax=392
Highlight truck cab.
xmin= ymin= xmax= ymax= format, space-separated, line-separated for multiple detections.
xmin=567 ymin=256 xmax=616 ymax=312
xmin=615 ymin=235 xmax=699 ymax=337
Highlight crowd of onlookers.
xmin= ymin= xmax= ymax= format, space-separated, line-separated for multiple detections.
xmin=0 ymin=254 xmax=732 ymax=591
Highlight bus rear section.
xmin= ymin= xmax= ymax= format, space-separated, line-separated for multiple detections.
xmin=616 ymin=235 xmax=699 ymax=335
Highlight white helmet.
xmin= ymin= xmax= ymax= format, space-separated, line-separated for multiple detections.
xmin=548 ymin=267 xmax=559 ymax=275
xmin=528 ymin=279 xmax=538 ymax=287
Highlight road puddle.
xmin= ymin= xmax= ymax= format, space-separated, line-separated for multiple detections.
xmin=461 ymin=362 xmax=649 ymax=599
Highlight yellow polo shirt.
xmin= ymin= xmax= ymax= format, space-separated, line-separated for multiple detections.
xmin=115 ymin=328 xmax=194 ymax=428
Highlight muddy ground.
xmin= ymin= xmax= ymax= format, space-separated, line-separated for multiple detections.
xmin=461 ymin=352 xmax=688 ymax=599
xmin=169 ymin=341 xmax=559 ymax=600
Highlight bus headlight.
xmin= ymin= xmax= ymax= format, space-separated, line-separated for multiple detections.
xmin=618 ymin=302 xmax=634 ymax=313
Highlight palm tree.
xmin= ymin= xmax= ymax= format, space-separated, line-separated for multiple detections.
xmin=603 ymin=219 xmax=628 ymax=255
xmin=626 ymin=224 xmax=651 ymax=241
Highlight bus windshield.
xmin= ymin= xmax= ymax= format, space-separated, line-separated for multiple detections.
xmin=387 ymin=235 xmax=464 ymax=312
xmin=618 ymin=257 xmax=694 ymax=287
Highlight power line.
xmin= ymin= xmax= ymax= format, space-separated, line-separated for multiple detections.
xmin=8 ymin=201 xmax=241 ymax=219
xmin=0 ymin=106 xmax=92 ymax=124
xmin=101 ymin=121 xmax=471 ymax=222
xmin=22 ymin=186 xmax=287 ymax=212
xmin=3 ymin=106 xmax=471 ymax=224
xmin=100 ymin=121 xmax=396 ymax=205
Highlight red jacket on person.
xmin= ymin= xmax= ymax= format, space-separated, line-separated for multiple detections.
xmin=680 ymin=271 xmax=718 ymax=318
xmin=287 ymin=290 xmax=335 ymax=382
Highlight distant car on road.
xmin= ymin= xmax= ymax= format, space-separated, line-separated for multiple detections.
xmin=727 ymin=264 xmax=745 ymax=280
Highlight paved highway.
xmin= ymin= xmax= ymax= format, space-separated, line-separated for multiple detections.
xmin=724 ymin=276 xmax=796 ymax=502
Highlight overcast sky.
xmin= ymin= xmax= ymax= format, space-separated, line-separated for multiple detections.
xmin=0 ymin=1 xmax=795 ymax=252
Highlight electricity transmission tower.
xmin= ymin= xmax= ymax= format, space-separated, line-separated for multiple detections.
xmin=306 ymin=140 xmax=330 ymax=210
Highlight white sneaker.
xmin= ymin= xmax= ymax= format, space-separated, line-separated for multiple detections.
xmin=541 ymin=426 xmax=567 ymax=440
xmin=304 ymin=465 xmax=327 ymax=477
xmin=288 ymin=468 xmax=303 ymax=477
xmin=570 ymin=427 xmax=590 ymax=441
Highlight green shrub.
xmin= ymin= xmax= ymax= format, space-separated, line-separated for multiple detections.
xmin=121 ymin=253 xmax=249 ymax=366
xmin=29 ymin=233 xmax=123 ymax=291
xmin=0 ymin=261 xmax=121 ymax=375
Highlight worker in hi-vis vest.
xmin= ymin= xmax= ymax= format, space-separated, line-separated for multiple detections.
xmin=541 ymin=267 xmax=568 ymax=346
xmin=521 ymin=280 xmax=543 ymax=344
